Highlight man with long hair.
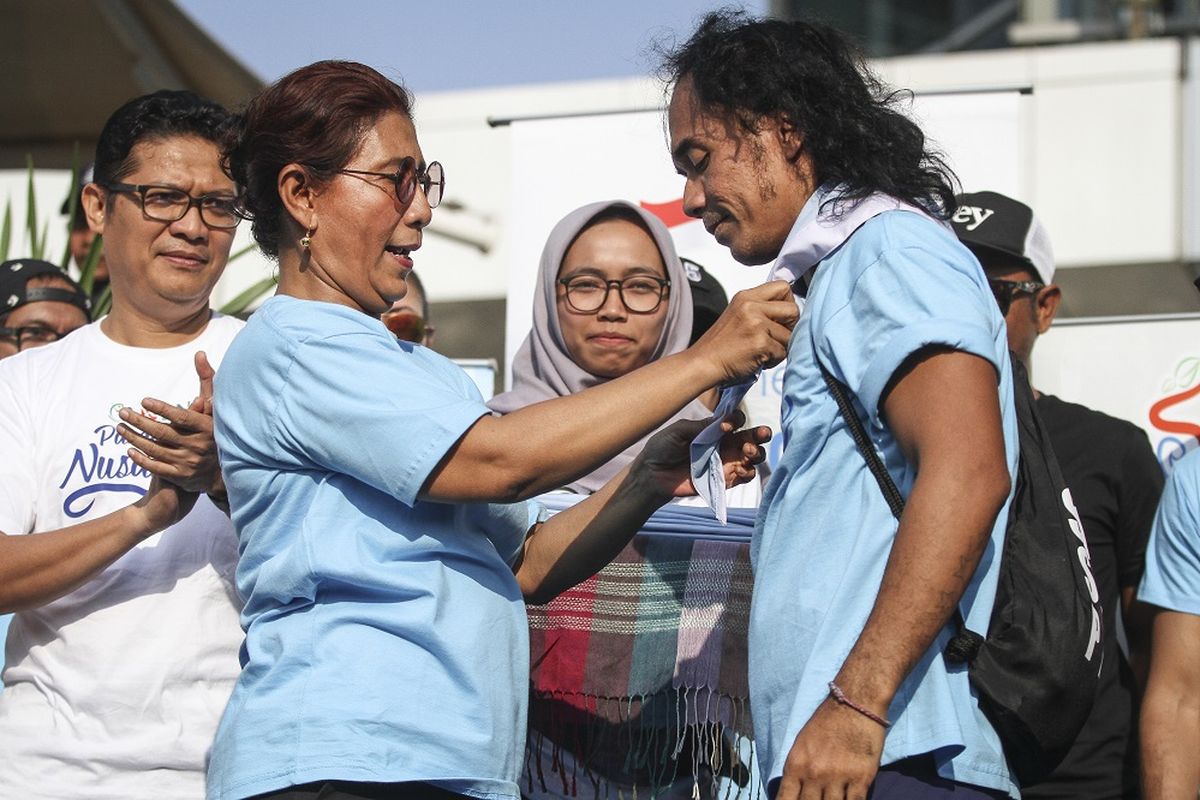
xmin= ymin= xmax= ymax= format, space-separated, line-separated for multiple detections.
xmin=663 ymin=12 xmax=1018 ymax=799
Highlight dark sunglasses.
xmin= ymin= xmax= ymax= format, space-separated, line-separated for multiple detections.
xmin=988 ymin=278 xmax=1044 ymax=315
xmin=336 ymin=158 xmax=444 ymax=208
xmin=383 ymin=310 xmax=434 ymax=344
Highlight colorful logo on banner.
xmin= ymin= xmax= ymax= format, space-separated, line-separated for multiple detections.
xmin=1150 ymin=356 xmax=1200 ymax=472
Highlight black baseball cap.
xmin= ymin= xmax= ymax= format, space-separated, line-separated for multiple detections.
xmin=682 ymin=257 xmax=729 ymax=345
xmin=0 ymin=259 xmax=91 ymax=317
xmin=951 ymin=191 xmax=1055 ymax=284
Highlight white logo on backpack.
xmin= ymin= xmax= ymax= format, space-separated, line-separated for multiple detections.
xmin=1062 ymin=488 xmax=1102 ymax=665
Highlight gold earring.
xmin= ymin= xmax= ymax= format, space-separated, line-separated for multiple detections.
xmin=300 ymin=228 xmax=313 ymax=249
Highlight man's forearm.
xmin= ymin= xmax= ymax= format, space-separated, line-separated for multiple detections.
xmin=0 ymin=486 xmax=186 ymax=612
xmin=1141 ymin=609 xmax=1200 ymax=800
xmin=0 ymin=507 xmax=157 ymax=612
xmin=831 ymin=466 xmax=1009 ymax=715
xmin=832 ymin=349 xmax=1011 ymax=715
xmin=1122 ymin=585 xmax=1154 ymax=692
xmin=515 ymin=462 xmax=667 ymax=604
xmin=1141 ymin=690 xmax=1200 ymax=799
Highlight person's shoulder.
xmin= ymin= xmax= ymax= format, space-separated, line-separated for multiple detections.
xmin=1038 ymin=393 xmax=1127 ymax=428
xmin=206 ymin=311 xmax=246 ymax=334
xmin=1168 ymin=448 xmax=1200 ymax=488
xmin=236 ymin=296 xmax=368 ymax=354
xmin=818 ymin=210 xmax=981 ymax=309
xmin=859 ymin=207 xmax=957 ymax=246
xmin=409 ymin=346 xmax=486 ymax=396
xmin=259 ymin=296 xmax=381 ymax=339
xmin=1039 ymin=394 xmax=1152 ymax=444
xmin=201 ymin=310 xmax=247 ymax=351
xmin=842 ymin=210 xmax=974 ymax=276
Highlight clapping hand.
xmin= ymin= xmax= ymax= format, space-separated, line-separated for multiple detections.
xmin=118 ymin=351 xmax=226 ymax=527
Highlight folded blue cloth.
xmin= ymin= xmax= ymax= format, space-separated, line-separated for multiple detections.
xmin=536 ymin=493 xmax=755 ymax=542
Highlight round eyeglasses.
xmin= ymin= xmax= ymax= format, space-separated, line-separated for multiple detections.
xmin=104 ymin=182 xmax=243 ymax=229
xmin=988 ymin=278 xmax=1044 ymax=316
xmin=557 ymin=275 xmax=671 ymax=314
xmin=336 ymin=159 xmax=445 ymax=209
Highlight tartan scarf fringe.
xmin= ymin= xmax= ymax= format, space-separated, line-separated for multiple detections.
xmin=524 ymin=688 xmax=760 ymax=800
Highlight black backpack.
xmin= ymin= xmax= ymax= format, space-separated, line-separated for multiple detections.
xmin=819 ymin=354 xmax=1102 ymax=786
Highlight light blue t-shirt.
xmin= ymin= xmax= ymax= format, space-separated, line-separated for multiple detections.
xmin=0 ymin=614 xmax=7 ymax=693
xmin=1139 ymin=448 xmax=1200 ymax=615
xmin=208 ymin=296 xmax=539 ymax=800
xmin=752 ymin=191 xmax=1019 ymax=796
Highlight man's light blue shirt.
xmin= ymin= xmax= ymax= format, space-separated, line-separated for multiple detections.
xmin=752 ymin=187 xmax=1019 ymax=796
xmin=1140 ymin=448 xmax=1200 ymax=616
xmin=208 ymin=296 xmax=538 ymax=800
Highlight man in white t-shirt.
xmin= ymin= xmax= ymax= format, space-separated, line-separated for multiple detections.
xmin=0 ymin=90 xmax=246 ymax=799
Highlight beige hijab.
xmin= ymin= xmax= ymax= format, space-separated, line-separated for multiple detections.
xmin=488 ymin=200 xmax=711 ymax=493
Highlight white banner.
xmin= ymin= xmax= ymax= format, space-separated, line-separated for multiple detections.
xmin=1033 ymin=314 xmax=1200 ymax=475
xmin=507 ymin=91 xmax=1023 ymax=466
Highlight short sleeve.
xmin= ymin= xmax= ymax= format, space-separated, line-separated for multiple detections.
xmin=273 ymin=333 xmax=490 ymax=507
xmin=1139 ymin=452 xmax=1200 ymax=615
xmin=463 ymin=500 xmax=546 ymax=567
xmin=816 ymin=236 xmax=1002 ymax=425
xmin=0 ymin=360 xmax=38 ymax=535
xmin=1114 ymin=426 xmax=1166 ymax=588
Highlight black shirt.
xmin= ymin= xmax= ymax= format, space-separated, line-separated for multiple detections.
xmin=1022 ymin=394 xmax=1164 ymax=800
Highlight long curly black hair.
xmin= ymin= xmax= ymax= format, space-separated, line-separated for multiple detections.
xmin=660 ymin=10 xmax=959 ymax=218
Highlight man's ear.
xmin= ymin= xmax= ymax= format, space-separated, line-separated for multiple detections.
xmin=81 ymin=183 xmax=107 ymax=236
xmin=278 ymin=163 xmax=318 ymax=234
xmin=1035 ymin=284 xmax=1062 ymax=334
xmin=777 ymin=115 xmax=805 ymax=163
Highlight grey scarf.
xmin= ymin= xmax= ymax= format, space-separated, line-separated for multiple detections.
xmin=488 ymin=200 xmax=712 ymax=493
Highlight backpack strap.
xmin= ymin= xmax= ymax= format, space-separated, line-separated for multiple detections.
xmin=818 ymin=362 xmax=905 ymax=519
xmin=818 ymin=358 xmax=983 ymax=663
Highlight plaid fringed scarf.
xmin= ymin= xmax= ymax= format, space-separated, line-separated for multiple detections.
xmin=524 ymin=501 xmax=759 ymax=800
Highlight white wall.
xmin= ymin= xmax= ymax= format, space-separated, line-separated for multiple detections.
xmin=878 ymin=38 xmax=1183 ymax=270
xmin=411 ymin=76 xmax=665 ymax=304
xmin=1032 ymin=313 xmax=1200 ymax=474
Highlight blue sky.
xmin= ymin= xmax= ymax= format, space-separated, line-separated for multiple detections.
xmin=177 ymin=1 xmax=768 ymax=92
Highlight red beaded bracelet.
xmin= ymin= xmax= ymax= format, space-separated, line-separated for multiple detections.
xmin=828 ymin=681 xmax=891 ymax=728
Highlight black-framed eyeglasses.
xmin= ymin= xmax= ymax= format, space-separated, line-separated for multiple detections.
xmin=104 ymin=182 xmax=243 ymax=229
xmin=988 ymin=278 xmax=1044 ymax=315
xmin=0 ymin=325 xmax=70 ymax=351
xmin=558 ymin=275 xmax=671 ymax=314
xmin=336 ymin=158 xmax=445 ymax=209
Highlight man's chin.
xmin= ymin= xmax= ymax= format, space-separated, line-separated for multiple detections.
xmin=728 ymin=242 xmax=781 ymax=267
